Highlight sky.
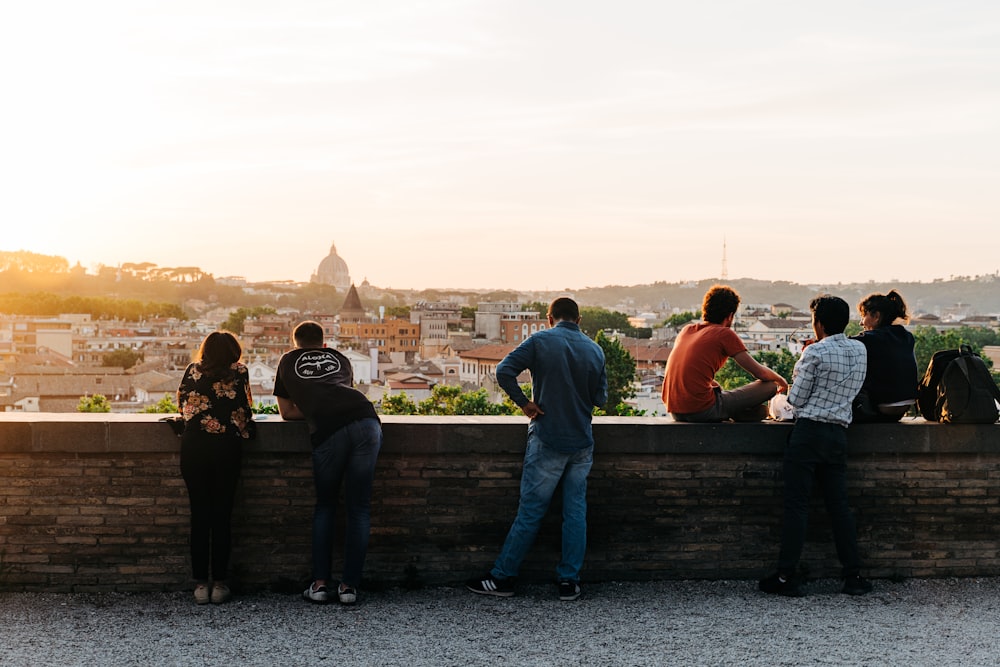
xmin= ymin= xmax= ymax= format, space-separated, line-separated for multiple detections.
xmin=2 ymin=1 xmax=998 ymax=291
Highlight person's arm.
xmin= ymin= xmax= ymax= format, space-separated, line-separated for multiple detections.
xmin=276 ymin=396 xmax=306 ymax=420
xmin=786 ymin=351 xmax=818 ymax=408
xmin=496 ymin=340 xmax=534 ymax=408
xmin=732 ymin=351 xmax=789 ymax=393
xmin=593 ymin=360 xmax=609 ymax=409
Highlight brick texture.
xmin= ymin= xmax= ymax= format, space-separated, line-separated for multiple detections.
xmin=0 ymin=415 xmax=999 ymax=592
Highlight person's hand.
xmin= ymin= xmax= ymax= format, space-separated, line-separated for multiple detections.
xmin=520 ymin=401 xmax=544 ymax=419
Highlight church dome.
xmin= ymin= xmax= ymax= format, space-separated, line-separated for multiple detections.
xmin=311 ymin=243 xmax=351 ymax=291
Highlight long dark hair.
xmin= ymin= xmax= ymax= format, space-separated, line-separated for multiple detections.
xmin=194 ymin=331 xmax=243 ymax=377
xmin=858 ymin=290 xmax=909 ymax=328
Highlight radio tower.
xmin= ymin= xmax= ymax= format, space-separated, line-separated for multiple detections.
xmin=720 ymin=236 xmax=729 ymax=281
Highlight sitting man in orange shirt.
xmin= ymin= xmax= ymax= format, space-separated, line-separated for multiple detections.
xmin=662 ymin=285 xmax=788 ymax=421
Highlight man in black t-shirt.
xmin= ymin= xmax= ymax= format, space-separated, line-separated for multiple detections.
xmin=274 ymin=321 xmax=382 ymax=606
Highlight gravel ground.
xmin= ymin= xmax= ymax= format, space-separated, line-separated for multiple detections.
xmin=2 ymin=578 xmax=1000 ymax=666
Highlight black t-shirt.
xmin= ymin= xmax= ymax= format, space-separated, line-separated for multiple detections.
xmin=273 ymin=347 xmax=379 ymax=445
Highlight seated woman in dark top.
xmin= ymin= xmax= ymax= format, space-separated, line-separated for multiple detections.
xmin=177 ymin=331 xmax=254 ymax=604
xmin=850 ymin=290 xmax=918 ymax=422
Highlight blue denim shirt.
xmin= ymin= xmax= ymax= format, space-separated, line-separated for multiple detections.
xmin=496 ymin=321 xmax=608 ymax=451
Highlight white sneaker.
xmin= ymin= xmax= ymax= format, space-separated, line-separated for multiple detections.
xmin=303 ymin=582 xmax=330 ymax=604
xmin=338 ymin=585 xmax=357 ymax=606
xmin=193 ymin=584 xmax=210 ymax=605
xmin=210 ymin=583 xmax=231 ymax=604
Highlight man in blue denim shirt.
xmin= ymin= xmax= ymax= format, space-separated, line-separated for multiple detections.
xmin=467 ymin=297 xmax=607 ymax=601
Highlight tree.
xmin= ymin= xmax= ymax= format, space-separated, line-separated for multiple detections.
xmin=664 ymin=310 xmax=701 ymax=329
xmin=77 ymin=394 xmax=111 ymax=413
xmin=141 ymin=395 xmax=179 ymax=413
xmin=595 ymin=330 xmax=636 ymax=414
xmin=579 ymin=307 xmax=630 ymax=338
xmin=379 ymin=393 xmax=419 ymax=415
xmin=715 ymin=349 xmax=798 ymax=390
xmin=385 ymin=306 xmax=411 ymax=319
xmin=102 ymin=348 xmax=144 ymax=370
xmin=378 ymin=385 xmax=520 ymax=416
xmin=912 ymin=325 xmax=1000 ymax=377
xmin=221 ymin=306 xmax=277 ymax=334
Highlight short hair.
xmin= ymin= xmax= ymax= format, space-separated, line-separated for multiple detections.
xmin=292 ymin=321 xmax=325 ymax=348
xmin=196 ymin=331 xmax=242 ymax=375
xmin=701 ymin=285 xmax=740 ymax=324
xmin=810 ymin=295 xmax=850 ymax=335
xmin=858 ymin=289 xmax=909 ymax=328
xmin=548 ymin=297 xmax=580 ymax=322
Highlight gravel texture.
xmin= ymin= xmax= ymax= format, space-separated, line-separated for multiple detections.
xmin=2 ymin=578 xmax=1000 ymax=666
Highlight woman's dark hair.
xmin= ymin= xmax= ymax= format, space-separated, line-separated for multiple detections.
xmin=858 ymin=290 xmax=909 ymax=328
xmin=702 ymin=285 xmax=740 ymax=324
xmin=195 ymin=331 xmax=242 ymax=376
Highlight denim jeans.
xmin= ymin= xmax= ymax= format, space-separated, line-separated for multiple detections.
xmin=180 ymin=432 xmax=242 ymax=582
xmin=777 ymin=418 xmax=862 ymax=577
xmin=492 ymin=432 xmax=593 ymax=583
xmin=311 ymin=418 xmax=382 ymax=586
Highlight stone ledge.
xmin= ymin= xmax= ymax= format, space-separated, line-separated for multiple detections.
xmin=0 ymin=413 xmax=995 ymax=455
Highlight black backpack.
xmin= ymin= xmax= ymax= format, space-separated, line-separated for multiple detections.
xmin=917 ymin=344 xmax=1000 ymax=423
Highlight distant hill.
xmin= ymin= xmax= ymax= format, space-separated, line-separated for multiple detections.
xmin=2 ymin=250 xmax=998 ymax=318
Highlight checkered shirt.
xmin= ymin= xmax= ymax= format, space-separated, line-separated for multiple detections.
xmin=787 ymin=333 xmax=868 ymax=427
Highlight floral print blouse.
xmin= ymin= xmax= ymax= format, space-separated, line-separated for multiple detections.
xmin=177 ymin=362 xmax=254 ymax=439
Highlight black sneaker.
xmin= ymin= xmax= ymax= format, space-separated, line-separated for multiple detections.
xmin=758 ymin=572 xmax=804 ymax=597
xmin=466 ymin=574 xmax=514 ymax=597
xmin=842 ymin=575 xmax=873 ymax=596
xmin=558 ymin=580 xmax=581 ymax=601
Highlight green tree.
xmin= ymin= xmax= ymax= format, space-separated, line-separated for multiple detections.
xmin=102 ymin=348 xmax=144 ymax=370
xmin=77 ymin=394 xmax=111 ymax=413
xmin=379 ymin=392 xmax=419 ymax=415
xmin=252 ymin=402 xmax=280 ymax=415
xmin=221 ymin=306 xmax=277 ymax=334
xmin=912 ymin=325 xmax=999 ymax=377
xmin=385 ymin=306 xmax=411 ymax=319
xmin=141 ymin=395 xmax=179 ymax=413
xmin=664 ymin=310 xmax=701 ymax=328
xmin=579 ymin=307 xmax=630 ymax=338
xmin=595 ymin=330 xmax=636 ymax=414
xmin=715 ymin=349 xmax=798 ymax=390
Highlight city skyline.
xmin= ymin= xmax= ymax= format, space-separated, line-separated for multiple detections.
xmin=3 ymin=1 xmax=999 ymax=290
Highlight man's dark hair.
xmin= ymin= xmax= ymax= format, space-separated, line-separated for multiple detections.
xmin=810 ymin=295 xmax=850 ymax=335
xmin=701 ymin=285 xmax=740 ymax=324
xmin=548 ymin=297 xmax=580 ymax=322
xmin=292 ymin=320 xmax=325 ymax=348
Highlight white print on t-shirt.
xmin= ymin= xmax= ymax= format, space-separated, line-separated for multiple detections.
xmin=294 ymin=350 xmax=342 ymax=379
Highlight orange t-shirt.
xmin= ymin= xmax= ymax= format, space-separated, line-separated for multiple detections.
xmin=662 ymin=322 xmax=747 ymax=414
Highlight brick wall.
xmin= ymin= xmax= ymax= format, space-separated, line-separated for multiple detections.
xmin=1 ymin=414 xmax=999 ymax=592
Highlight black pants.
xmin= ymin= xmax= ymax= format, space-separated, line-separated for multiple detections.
xmin=777 ymin=419 xmax=862 ymax=578
xmin=180 ymin=432 xmax=242 ymax=581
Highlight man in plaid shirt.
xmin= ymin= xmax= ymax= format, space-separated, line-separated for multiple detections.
xmin=759 ymin=295 xmax=872 ymax=597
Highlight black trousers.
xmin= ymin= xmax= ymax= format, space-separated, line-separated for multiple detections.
xmin=180 ymin=431 xmax=242 ymax=581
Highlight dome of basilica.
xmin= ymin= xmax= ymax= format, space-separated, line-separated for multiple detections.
xmin=311 ymin=243 xmax=351 ymax=291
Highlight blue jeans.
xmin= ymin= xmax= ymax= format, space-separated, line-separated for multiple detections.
xmin=492 ymin=432 xmax=593 ymax=583
xmin=311 ymin=418 xmax=382 ymax=586
xmin=777 ymin=419 xmax=861 ymax=577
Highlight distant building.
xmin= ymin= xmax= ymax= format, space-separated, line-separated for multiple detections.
xmin=474 ymin=303 xmax=546 ymax=342
xmin=311 ymin=242 xmax=351 ymax=291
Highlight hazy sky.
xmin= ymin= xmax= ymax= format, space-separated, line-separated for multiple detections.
xmin=2 ymin=1 xmax=998 ymax=290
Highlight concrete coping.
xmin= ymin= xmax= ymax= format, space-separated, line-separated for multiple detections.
xmin=0 ymin=413 xmax=995 ymax=456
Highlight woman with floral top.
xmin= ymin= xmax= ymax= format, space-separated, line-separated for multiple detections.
xmin=176 ymin=331 xmax=254 ymax=604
